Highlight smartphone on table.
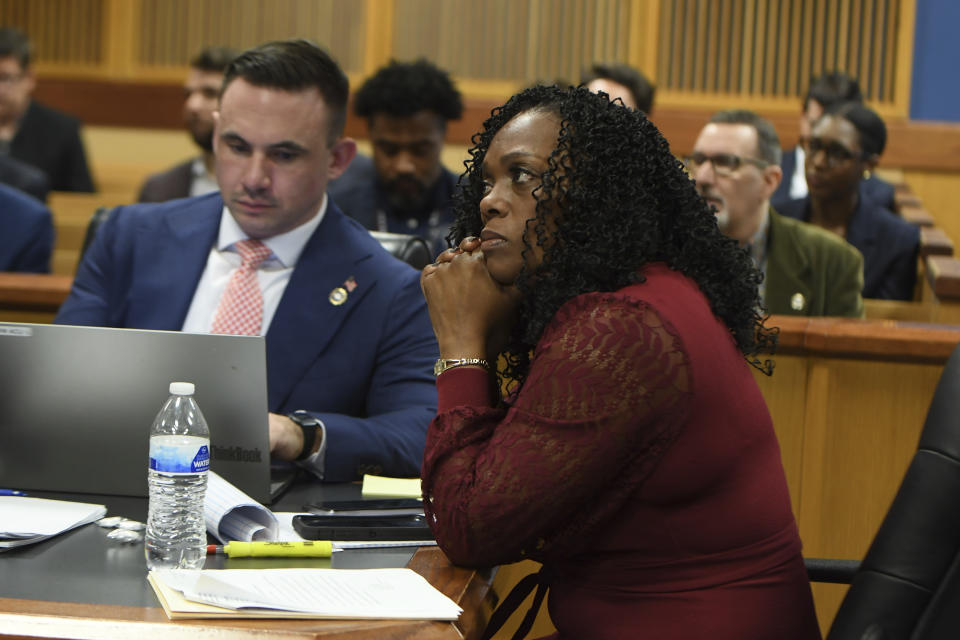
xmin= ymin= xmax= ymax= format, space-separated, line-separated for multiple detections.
xmin=292 ymin=514 xmax=433 ymax=541
xmin=304 ymin=498 xmax=424 ymax=517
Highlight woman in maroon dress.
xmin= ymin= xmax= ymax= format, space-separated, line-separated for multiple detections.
xmin=420 ymin=85 xmax=820 ymax=640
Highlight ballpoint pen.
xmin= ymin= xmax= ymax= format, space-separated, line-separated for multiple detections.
xmin=0 ymin=489 xmax=27 ymax=496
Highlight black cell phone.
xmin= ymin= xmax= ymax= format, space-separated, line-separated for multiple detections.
xmin=292 ymin=514 xmax=434 ymax=541
xmin=304 ymin=498 xmax=424 ymax=516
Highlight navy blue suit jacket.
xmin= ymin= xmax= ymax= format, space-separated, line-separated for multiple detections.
xmin=772 ymin=147 xmax=896 ymax=213
xmin=328 ymin=154 xmax=458 ymax=257
xmin=777 ymin=184 xmax=919 ymax=301
xmin=55 ymin=193 xmax=438 ymax=480
xmin=0 ymin=182 xmax=53 ymax=272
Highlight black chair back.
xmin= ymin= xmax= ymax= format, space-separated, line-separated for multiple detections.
xmin=827 ymin=342 xmax=960 ymax=639
xmin=369 ymin=230 xmax=432 ymax=270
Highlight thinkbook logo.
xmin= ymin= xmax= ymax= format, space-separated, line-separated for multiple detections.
xmin=211 ymin=445 xmax=262 ymax=463
xmin=0 ymin=326 xmax=32 ymax=337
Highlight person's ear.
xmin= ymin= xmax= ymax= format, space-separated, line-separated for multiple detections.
xmin=761 ymin=163 xmax=783 ymax=199
xmin=863 ymin=154 xmax=880 ymax=173
xmin=328 ymin=137 xmax=357 ymax=179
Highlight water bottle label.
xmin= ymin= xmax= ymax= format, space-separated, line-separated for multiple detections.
xmin=149 ymin=436 xmax=210 ymax=474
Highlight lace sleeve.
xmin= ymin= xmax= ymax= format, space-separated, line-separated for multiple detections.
xmin=422 ymin=292 xmax=692 ymax=567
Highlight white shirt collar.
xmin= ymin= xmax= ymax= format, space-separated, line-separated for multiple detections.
xmin=217 ymin=194 xmax=328 ymax=268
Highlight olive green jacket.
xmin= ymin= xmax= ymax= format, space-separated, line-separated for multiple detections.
xmin=764 ymin=209 xmax=865 ymax=318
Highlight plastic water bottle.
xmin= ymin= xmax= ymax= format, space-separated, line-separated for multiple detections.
xmin=145 ymin=381 xmax=210 ymax=570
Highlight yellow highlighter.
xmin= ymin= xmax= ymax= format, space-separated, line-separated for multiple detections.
xmin=207 ymin=541 xmax=334 ymax=558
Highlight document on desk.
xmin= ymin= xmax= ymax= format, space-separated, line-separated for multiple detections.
xmin=204 ymin=471 xmax=278 ymax=543
xmin=148 ymin=567 xmax=462 ymax=620
xmin=0 ymin=496 xmax=106 ymax=550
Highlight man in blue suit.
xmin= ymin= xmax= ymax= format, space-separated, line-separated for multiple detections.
xmin=56 ymin=40 xmax=438 ymax=482
xmin=0 ymin=182 xmax=53 ymax=272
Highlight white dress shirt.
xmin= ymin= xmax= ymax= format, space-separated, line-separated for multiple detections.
xmin=181 ymin=197 xmax=331 ymax=477
xmin=188 ymin=157 xmax=220 ymax=197
xmin=789 ymin=146 xmax=808 ymax=200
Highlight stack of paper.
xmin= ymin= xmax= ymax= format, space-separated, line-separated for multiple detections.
xmin=0 ymin=496 xmax=106 ymax=550
xmin=204 ymin=471 xmax=278 ymax=543
xmin=148 ymin=567 xmax=462 ymax=620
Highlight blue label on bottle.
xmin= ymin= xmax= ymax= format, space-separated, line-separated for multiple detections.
xmin=192 ymin=445 xmax=210 ymax=473
xmin=149 ymin=436 xmax=210 ymax=474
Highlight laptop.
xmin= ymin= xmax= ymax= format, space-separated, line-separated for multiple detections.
xmin=0 ymin=322 xmax=290 ymax=504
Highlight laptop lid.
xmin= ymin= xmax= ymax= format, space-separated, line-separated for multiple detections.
xmin=0 ymin=322 xmax=276 ymax=504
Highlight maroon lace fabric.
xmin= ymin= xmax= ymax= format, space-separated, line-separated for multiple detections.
xmin=422 ymin=264 xmax=821 ymax=639
xmin=422 ymin=291 xmax=691 ymax=566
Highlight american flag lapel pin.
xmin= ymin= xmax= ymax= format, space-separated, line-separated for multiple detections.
xmin=329 ymin=276 xmax=358 ymax=306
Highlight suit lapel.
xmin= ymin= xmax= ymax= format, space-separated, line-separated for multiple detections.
xmin=765 ymin=211 xmax=813 ymax=315
xmin=265 ymin=208 xmax=379 ymax=410
xmin=128 ymin=195 xmax=221 ymax=329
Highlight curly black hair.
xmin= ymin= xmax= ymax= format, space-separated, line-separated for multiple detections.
xmin=449 ymin=85 xmax=775 ymax=388
xmin=354 ymin=59 xmax=463 ymax=122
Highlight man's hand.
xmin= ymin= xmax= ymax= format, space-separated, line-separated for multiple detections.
xmin=268 ymin=412 xmax=304 ymax=461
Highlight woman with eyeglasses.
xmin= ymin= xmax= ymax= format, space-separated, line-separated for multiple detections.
xmin=779 ymin=102 xmax=919 ymax=300
xmin=419 ymin=85 xmax=820 ymax=639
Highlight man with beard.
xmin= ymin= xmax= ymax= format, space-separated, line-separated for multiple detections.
xmin=328 ymin=59 xmax=462 ymax=256
xmin=137 ymin=46 xmax=237 ymax=202
xmin=687 ymin=109 xmax=865 ymax=317
xmin=0 ymin=27 xmax=94 ymax=192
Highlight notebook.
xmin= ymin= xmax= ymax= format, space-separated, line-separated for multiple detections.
xmin=0 ymin=322 xmax=289 ymax=504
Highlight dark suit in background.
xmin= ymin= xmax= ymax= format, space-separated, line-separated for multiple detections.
xmin=0 ymin=154 xmax=49 ymax=201
xmin=6 ymin=101 xmax=95 ymax=192
xmin=0 ymin=182 xmax=54 ymax=272
xmin=55 ymin=193 xmax=438 ymax=480
xmin=137 ymin=159 xmax=195 ymax=202
xmin=778 ymin=184 xmax=919 ymax=301
xmin=328 ymin=154 xmax=458 ymax=257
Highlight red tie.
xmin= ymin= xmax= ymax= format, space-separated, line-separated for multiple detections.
xmin=211 ymin=239 xmax=273 ymax=336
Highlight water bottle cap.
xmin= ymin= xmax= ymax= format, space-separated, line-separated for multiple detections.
xmin=169 ymin=382 xmax=195 ymax=396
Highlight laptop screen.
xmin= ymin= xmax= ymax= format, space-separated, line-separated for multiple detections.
xmin=0 ymin=322 xmax=275 ymax=503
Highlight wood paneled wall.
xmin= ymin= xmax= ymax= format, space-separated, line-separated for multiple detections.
xmin=655 ymin=0 xmax=913 ymax=117
xmin=5 ymin=0 xmax=915 ymax=116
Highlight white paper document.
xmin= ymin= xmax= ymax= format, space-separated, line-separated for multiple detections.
xmin=149 ymin=567 xmax=462 ymax=620
xmin=204 ymin=471 xmax=278 ymax=543
xmin=0 ymin=496 xmax=106 ymax=550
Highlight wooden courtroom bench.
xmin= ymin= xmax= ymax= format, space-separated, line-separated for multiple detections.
xmin=754 ymin=315 xmax=960 ymax=635
xmin=0 ymin=273 xmax=72 ymax=324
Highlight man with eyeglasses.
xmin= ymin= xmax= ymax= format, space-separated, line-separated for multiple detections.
xmin=687 ymin=109 xmax=864 ymax=317
xmin=0 ymin=27 xmax=94 ymax=192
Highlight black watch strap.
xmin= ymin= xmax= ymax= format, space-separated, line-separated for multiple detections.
xmin=288 ymin=410 xmax=321 ymax=461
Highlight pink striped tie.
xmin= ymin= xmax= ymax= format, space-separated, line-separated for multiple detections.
xmin=211 ymin=239 xmax=273 ymax=336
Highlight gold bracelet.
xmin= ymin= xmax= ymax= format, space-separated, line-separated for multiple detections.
xmin=433 ymin=358 xmax=490 ymax=377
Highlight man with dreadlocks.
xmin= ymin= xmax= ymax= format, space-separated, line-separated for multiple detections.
xmin=419 ymin=85 xmax=821 ymax=639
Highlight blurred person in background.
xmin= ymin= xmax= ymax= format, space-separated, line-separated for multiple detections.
xmin=138 ymin=46 xmax=238 ymax=202
xmin=0 ymin=27 xmax=94 ymax=192
xmin=328 ymin=59 xmax=463 ymax=256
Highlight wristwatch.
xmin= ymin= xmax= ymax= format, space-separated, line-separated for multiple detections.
xmin=433 ymin=358 xmax=490 ymax=377
xmin=287 ymin=410 xmax=322 ymax=461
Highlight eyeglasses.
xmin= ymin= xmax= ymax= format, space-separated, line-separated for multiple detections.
xmin=683 ymin=152 xmax=770 ymax=176
xmin=801 ymin=137 xmax=869 ymax=166
xmin=0 ymin=72 xmax=24 ymax=86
